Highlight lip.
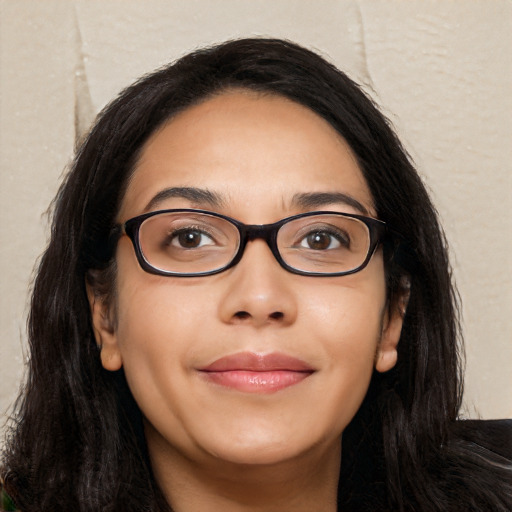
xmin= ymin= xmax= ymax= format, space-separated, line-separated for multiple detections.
xmin=197 ymin=352 xmax=315 ymax=394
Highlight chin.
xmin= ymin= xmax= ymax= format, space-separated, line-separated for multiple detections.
xmin=199 ymin=423 xmax=330 ymax=468
xmin=211 ymin=441 xmax=307 ymax=467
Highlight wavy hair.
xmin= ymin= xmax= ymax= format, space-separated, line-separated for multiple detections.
xmin=2 ymin=38 xmax=510 ymax=511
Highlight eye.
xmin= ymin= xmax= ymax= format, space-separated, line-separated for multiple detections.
xmin=169 ymin=228 xmax=215 ymax=249
xmin=299 ymin=230 xmax=349 ymax=250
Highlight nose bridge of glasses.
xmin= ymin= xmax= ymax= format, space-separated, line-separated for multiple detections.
xmin=236 ymin=223 xmax=281 ymax=264
xmin=244 ymin=223 xmax=276 ymax=243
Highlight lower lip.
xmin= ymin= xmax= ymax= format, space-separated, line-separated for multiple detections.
xmin=200 ymin=370 xmax=312 ymax=393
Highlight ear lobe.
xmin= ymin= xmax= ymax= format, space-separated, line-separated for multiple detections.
xmin=375 ymin=304 xmax=404 ymax=373
xmin=86 ymin=283 xmax=123 ymax=371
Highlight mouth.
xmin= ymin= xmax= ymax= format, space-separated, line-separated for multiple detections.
xmin=197 ymin=352 xmax=315 ymax=394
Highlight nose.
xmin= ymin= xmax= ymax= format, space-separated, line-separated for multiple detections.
xmin=217 ymin=239 xmax=298 ymax=327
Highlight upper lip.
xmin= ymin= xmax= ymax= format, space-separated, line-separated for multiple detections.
xmin=199 ymin=352 xmax=315 ymax=372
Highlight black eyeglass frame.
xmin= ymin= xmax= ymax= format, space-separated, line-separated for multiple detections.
xmin=116 ymin=208 xmax=392 ymax=277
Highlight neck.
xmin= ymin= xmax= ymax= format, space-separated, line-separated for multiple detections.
xmin=145 ymin=423 xmax=341 ymax=512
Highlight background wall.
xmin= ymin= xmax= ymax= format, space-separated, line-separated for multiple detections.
xmin=1 ymin=0 xmax=511 ymax=427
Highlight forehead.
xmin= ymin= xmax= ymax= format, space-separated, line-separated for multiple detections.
xmin=119 ymin=90 xmax=374 ymax=221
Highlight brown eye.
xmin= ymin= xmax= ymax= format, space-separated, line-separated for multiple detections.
xmin=306 ymin=232 xmax=333 ymax=250
xmin=171 ymin=229 xmax=214 ymax=249
xmin=300 ymin=230 xmax=348 ymax=250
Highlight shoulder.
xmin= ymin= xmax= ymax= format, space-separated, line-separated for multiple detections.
xmin=338 ymin=418 xmax=512 ymax=511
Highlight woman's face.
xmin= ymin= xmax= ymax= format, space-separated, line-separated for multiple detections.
xmin=89 ymin=90 xmax=403 ymax=470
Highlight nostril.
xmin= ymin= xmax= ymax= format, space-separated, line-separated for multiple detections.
xmin=232 ymin=311 xmax=284 ymax=321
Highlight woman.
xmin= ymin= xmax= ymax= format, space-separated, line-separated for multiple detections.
xmin=1 ymin=38 xmax=510 ymax=511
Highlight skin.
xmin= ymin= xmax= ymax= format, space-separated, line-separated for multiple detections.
xmin=89 ymin=90 xmax=404 ymax=511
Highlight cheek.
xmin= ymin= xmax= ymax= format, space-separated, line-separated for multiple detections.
xmin=316 ymin=292 xmax=382 ymax=370
xmin=113 ymin=240 xmax=214 ymax=345
xmin=115 ymin=276 xmax=210 ymax=367
xmin=111 ymin=248 xmax=209 ymax=406
xmin=113 ymin=279 xmax=214 ymax=451
xmin=303 ymin=271 xmax=387 ymax=411
xmin=303 ymin=265 xmax=387 ymax=350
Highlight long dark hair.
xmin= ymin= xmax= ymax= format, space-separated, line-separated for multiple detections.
xmin=2 ymin=38 xmax=510 ymax=511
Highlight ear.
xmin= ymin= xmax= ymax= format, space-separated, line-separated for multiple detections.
xmin=86 ymin=283 xmax=123 ymax=371
xmin=375 ymin=301 xmax=405 ymax=373
xmin=376 ymin=276 xmax=411 ymax=373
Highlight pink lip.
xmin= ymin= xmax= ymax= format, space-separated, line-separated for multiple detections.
xmin=198 ymin=352 xmax=315 ymax=394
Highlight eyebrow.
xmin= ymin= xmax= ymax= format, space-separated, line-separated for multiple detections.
xmin=291 ymin=192 xmax=370 ymax=215
xmin=144 ymin=186 xmax=224 ymax=212
xmin=144 ymin=187 xmax=370 ymax=216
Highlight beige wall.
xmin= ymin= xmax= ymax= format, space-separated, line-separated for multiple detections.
xmin=1 ymin=0 xmax=510 ymax=424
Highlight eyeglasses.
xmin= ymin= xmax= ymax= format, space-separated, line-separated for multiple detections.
xmin=116 ymin=209 xmax=390 ymax=277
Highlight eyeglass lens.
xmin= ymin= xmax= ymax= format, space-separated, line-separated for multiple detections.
xmin=136 ymin=211 xmax=371 ymax=275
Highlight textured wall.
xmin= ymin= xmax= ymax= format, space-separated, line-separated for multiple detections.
xmin=1 ymin=1 xmax=510 ymax=425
